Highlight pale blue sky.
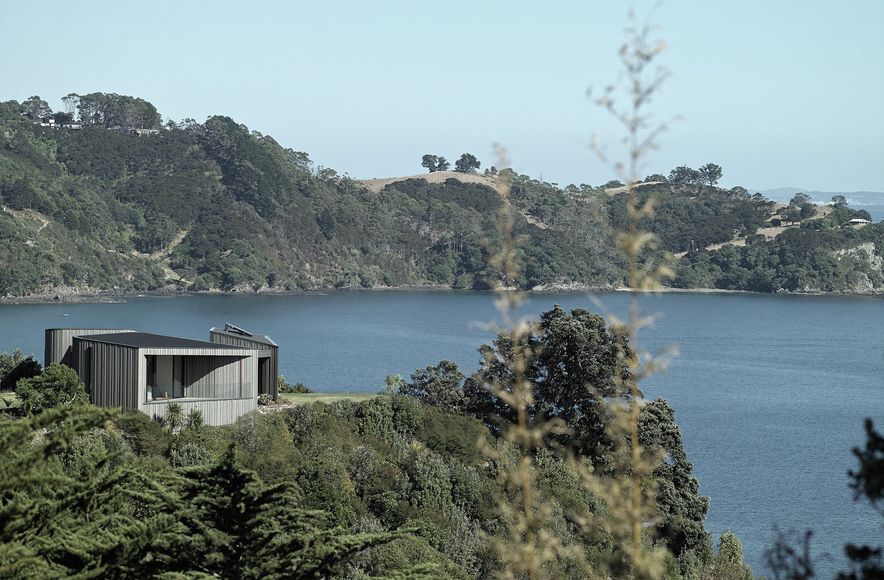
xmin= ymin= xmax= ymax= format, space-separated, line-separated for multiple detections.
xmin=2 ymin=1 xmax=882 ymax=191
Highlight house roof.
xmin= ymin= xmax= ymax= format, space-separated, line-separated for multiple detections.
xmin=76 ymin=332 xmax=250 ymax=350
xmin=210 ymin=324 xmax=278 ymax=347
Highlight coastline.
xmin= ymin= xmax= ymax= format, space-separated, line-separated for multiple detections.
xmin=2 ymin=283 xmax=881 ymax=305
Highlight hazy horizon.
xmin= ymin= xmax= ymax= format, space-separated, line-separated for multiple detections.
xmin=2 ymin=0 xmax=882 ymax=192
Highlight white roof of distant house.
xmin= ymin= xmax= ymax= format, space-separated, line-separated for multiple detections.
xmin=849 ymin=218 xmax=871 ymax=224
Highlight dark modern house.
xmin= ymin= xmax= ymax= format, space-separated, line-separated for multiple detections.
xmin=209 ymin=323 xmax=279 ymax=400
xmin=44 ymin=324 xmax=278 ymax=426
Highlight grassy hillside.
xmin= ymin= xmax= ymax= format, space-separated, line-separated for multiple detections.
xmin=1 ymin=96 xmax=882 ymax=296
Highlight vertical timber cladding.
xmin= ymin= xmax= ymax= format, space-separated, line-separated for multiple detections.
xmin=71 ymin=337 xmax=140 ymax=410
xmin=139 ymin=347 xmax=260 ymax=426
xmin=44 ymin=329 xmax=132 ymax=368
xmin=209 ymin=327 xmax=279 ymax=399
xmin=183 ymin=354 xmax=256 ymax=399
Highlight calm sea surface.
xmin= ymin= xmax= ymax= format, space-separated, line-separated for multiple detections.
xmin=0 ymin=290 xmax=881 ymax=576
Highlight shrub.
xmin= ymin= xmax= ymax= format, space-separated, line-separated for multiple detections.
xmin=164 ymin=402 xmax=183 ymax=433
xmin=233 ymin=412 xmax=301 ymax=484
xmin=416 ymin=406 xmax=487 ymax=465
xmin=186 ymin=408 xmax=204 ymax=431
xmin=281 ymin=403 xmax=318 ymax=444
xmin=0 ymin=349 xmax=42 ymax=391
xmin=170 ymin=441 xmax=215 ymax=467
xmin=57 ymin=428 xmax=135 ymax=479
xmin=258 ymin=393 xmax=273 ymax=405
xmin=278 ymin=375 xmax=312 ymax=394
xmin=16 ymin=363 xmax=88 ymax=414
xmin=298 ymin=441 xmax=356 ymax=523
xmin=400 ymin=360 xmax=464 ymax=411
xmin=114 ymin=411 xmax=170 ymax=456
xmin=406 ymin=448 xmax=452 ymax=511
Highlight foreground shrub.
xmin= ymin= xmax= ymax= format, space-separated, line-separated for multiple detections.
xmin=16 ymin=363 xmax=88 ymax=414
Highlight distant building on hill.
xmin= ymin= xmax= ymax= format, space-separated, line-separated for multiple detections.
xmin=36 ymin=118 xmax=82 ymax=130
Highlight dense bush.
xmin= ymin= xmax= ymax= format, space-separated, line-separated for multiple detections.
xmin=277 ymin=375 xmax=312 ymax=393
xmin=16 ymin=363 xmax=88 ymax=413
xmin=675 ymin=223 xmax=884 ymax=293
xmin=0 ymin=349 xmax=41 ymax=391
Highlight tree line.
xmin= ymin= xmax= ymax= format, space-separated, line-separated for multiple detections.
xmin=421 ymin=152 xmax=481 ymax=173
xmin=0 ymin=96 xmax=880 ymax=297
xmin=2 ymin=92 xmax=161 ymax=129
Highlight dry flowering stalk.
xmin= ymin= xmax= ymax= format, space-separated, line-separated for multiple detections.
xmin=482 ymin=10 xmax=679 ymax=580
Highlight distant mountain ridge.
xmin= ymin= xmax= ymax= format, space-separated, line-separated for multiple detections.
xmin=761 ymin=187 xmax=884 ymax=205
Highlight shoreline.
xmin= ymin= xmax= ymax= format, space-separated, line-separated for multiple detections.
xmin=2 ymin=284 xmax=881 ymax=305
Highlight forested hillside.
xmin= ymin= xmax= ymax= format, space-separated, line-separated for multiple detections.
xmin=0 ymin=96 xmax=627 ymax=297
xmin=1 ymin=93 xmax=882 ymax=297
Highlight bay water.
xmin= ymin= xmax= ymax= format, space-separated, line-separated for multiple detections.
xmin=0 ymin=290 xmax=881 ymax=576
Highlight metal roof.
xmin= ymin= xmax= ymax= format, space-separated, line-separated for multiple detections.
xmin=75 ymin=332 xmax=250 ymax=350
xmin=46 ymin=328 xmax=133 ymax=332
xmin=210 ymin=324 xmax=278 ymax=347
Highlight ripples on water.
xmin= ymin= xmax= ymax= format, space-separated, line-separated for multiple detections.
xmin=1 ymin=290 xmax=881 ymax=576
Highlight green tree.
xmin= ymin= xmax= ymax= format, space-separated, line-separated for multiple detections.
xmin=0 ymin=179 xmax=39 ymax=210
xmin=421 ymin=154 xmax=451 ymax=172
xmin=464 ymin=305 xmax=630 ymax=461
xmin=710 ymin=532 xmax=753 ymax=579
xmin=669 ymin=165 xmax=702 ymax=184
xmin=421 ymin=154 xmax=440 ymax=172
xmin=21 ymin=95 xmax=51 ymax=119
xmin=699 ymin=163 xmax=723 ymax=186
xmin=0 ymin=100 xmax=23 ymax=119
xmin=16 ymin=364 xmax=88 ymax=414
xmin=0 ymin=349 xmax=41 ymax=391
xmin=454 ymin=153 xmax=481 ymax=173
xmin=639 ymin=399 xmax=711 ymax=565
xmin=789 ymin=193 xmax=811 ymax=207
xmin=831 ymin=194 xmax=848 ymax=208
xmin=399 ymin=360 xmax=465 ymax=411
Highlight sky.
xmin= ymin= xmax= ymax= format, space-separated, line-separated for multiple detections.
xmin=1 ymin=0 xmax=882 ymax=192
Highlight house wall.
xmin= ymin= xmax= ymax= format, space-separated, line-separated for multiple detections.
xmin=45 ymin=328 xmax=131 ymax=367
xmin=209 ymin=331 xmax=278 ymax=398
xmin=184 ymin=355 xmax=255 ymax=399
xmin=71 ymin=338 xmax=140 ymax=410
xmin=142 ymin=398 xmax=258 ymax=426
xmin=137 ymin=347 xmax=259 ymax=426
xmin=52 ymin=336 xmax=258 ymax=426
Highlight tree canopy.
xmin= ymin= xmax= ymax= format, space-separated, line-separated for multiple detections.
xmin=420 ymin=154 xmax=450 ymax=172
xmin=454 ymin=153 xmax=481 ymax=173
xmin=698 ymin=163 xmax=722 ymax=186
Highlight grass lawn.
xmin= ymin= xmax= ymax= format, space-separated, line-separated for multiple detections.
xmin=277 ymin=392 xmax=377 ymax=405
xmin=0 ymin=391 xmax=375 ymax=410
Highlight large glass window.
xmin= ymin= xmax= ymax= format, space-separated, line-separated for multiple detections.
xmin=146 ymin=355 xmax=184 ymax=401
xmin=145 ymin=355 xmax=252 ymax=401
